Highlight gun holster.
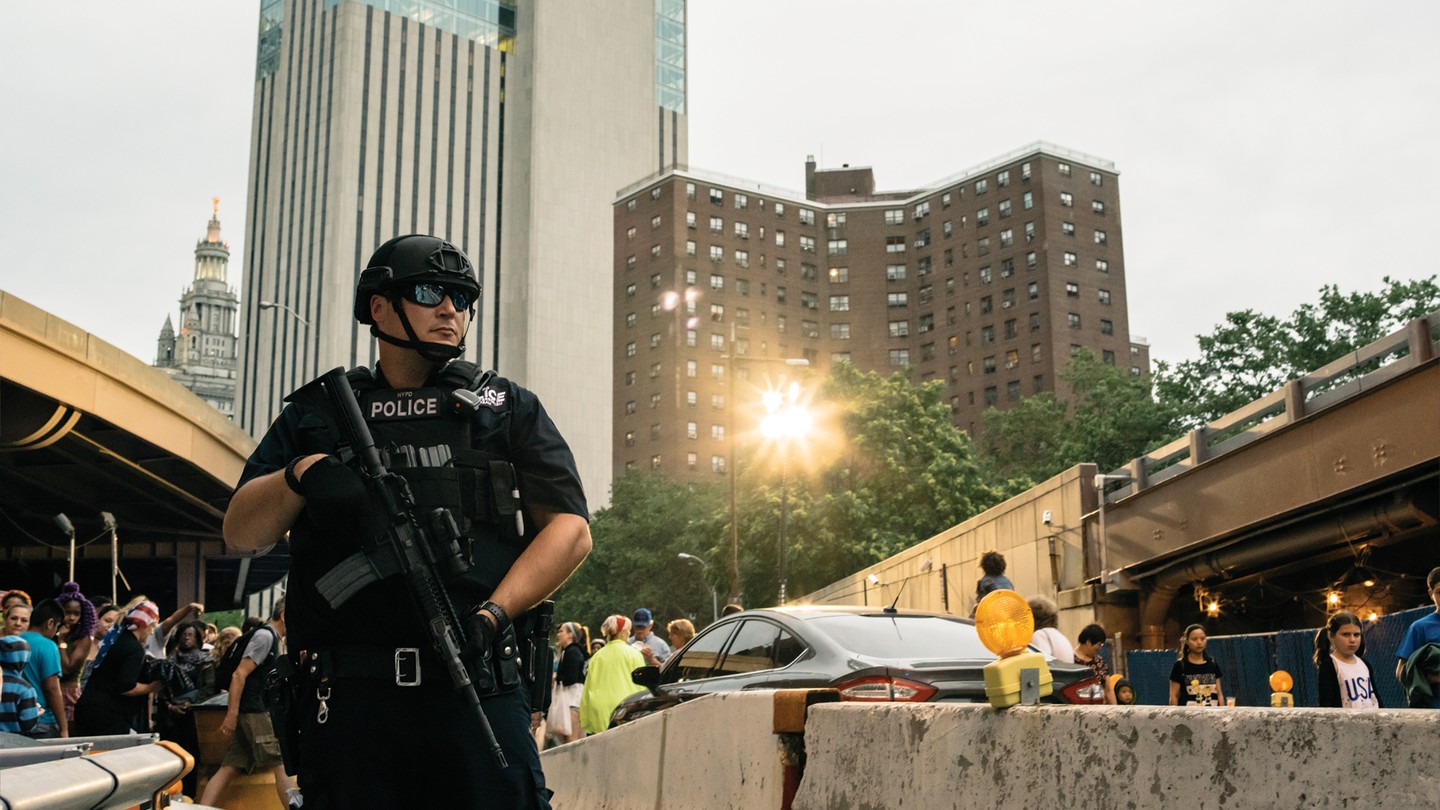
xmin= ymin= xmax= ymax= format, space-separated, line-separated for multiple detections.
xmin=265 ymin=654 xmax=305 ymax=775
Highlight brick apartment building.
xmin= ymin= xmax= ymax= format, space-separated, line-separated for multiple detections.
xmin=613 ymin=142 xmax=1150 ymax=481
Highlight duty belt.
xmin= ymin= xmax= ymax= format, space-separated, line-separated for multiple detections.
xmin=304 ymin=645 xmax=446 ymax=687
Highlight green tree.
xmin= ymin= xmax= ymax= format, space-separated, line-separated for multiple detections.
xmin=1155 ymin=276 xmax=1440 ymax=425
xmin=550 ymin=471 xmax=725 ymax=637
xmin=980 ymin=350 xmax=1179 ymax=482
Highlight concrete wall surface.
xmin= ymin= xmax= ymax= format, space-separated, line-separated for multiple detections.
xmin=541 ymin=691 xmax=787 ymax=809
xmin=793 ymin=703 xmax=1440 ymax=810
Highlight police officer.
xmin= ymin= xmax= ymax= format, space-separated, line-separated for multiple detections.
xmin=224 ymin=234 xmax=591 ymax=808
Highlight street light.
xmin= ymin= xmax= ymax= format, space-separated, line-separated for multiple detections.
xmin=258 ymin=300 xmax=310 ymax=326
xmin=760 ymin=380 xmax=813 ymax=606
xmin=723 ymin=333 xmax=808 ymax=607
xmin=677 ymin=552 xmax=718 ymax=622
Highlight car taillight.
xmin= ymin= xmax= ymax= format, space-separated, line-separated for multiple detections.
xmin=834 ymin=675 xmax=939 ymax=703
xmin=1058 ymin=675 xmax=1105 ymax=704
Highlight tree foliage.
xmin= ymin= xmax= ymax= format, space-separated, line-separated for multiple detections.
xmin=979 ymin=350 xmax=1179 ymax=482
xmin=1154 ymin=276 xmax=1440 ymax=425
xmin=550 ymin=471 xmax=725 ymax=637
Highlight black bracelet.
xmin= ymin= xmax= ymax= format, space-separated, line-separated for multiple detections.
xmin=476 ymin=600 xmax=511 ymax=634
xmin=283 ymin=456 xmax=306 ymax=495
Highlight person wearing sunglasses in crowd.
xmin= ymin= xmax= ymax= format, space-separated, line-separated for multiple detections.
xmin=224 ymin=235 xmax=591 ymax=809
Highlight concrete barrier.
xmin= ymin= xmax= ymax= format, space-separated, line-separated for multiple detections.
xmin=793 ymin=703 xmax=1440 ymax=810
xmin=541 ymin=690 xmax=790 ymax=809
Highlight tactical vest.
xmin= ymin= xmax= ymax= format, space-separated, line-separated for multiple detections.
xmin=285 ymin=361 xmax=526 ymax=649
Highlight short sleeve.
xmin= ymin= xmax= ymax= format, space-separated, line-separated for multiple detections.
xmin=1168 ymin=659 xmax=1183 ymax=684
xmin=243 ymin=629 xmax=274 ymax=664
xmin=507 ymin=384 xmax=589 ymax=520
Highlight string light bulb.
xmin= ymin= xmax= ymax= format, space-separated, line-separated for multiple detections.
xmin=1206 ymin=600 xmax=1221 ymax=617
xmin=1327 ymin=591 xmax=1341 ymax=606
xmin=1363 ymin=579 xmax=1375 ymax=588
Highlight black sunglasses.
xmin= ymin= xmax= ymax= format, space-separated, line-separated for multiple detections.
xmin=400 ymin=282 xmax=476 ymax=311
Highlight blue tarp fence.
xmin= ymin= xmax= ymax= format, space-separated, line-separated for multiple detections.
xmin=1122 ymin=606 xmax=1429 ymax=707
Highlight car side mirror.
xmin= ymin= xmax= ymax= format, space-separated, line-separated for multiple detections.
xmin=632 ymin=665 xmax=661 ymax=693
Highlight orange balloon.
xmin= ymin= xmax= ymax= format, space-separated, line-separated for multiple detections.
xmin=1269 ymin=670 xmax=1293 ymax=693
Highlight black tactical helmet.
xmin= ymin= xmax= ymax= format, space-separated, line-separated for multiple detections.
xmin=354 ymin=234 xmax=480 ymax=324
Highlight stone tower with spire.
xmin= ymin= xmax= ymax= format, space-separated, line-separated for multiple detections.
xmin=155 ymin=200 xmax=239 ymax=418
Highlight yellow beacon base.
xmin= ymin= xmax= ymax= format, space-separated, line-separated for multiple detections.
xmin=983 ymin=651 xmax=1052 ymax=708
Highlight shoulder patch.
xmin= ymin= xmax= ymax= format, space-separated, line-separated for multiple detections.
xmin=477 ymin=386 xmax=507 ymax=410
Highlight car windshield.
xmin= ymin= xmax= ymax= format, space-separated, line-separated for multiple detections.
xmin=806 ymin=614 xmax=995 ymax=662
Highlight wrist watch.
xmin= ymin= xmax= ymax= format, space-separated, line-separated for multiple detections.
xmin=477 ymin=600 xmax=511 ymax=634
xmin=283 ymin=456 xmax=306 ymax=495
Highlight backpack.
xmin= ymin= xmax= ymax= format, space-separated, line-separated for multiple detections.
xmin=215 ymin=625 xmax=277 ymax=689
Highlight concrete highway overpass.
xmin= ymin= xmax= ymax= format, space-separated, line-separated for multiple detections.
xmin=0 ymin=290 xmax=282 ymax=609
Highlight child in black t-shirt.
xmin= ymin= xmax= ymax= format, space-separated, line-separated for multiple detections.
xmin=1169 ymin=623 xmax=1224 ymax=706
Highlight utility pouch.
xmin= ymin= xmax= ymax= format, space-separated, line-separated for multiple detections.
xmin=523 ymin=601 xmax=556 ymax=714
xmin=265 ymin=655 xmax=305 ymax=775
xmin=465 ymin=620 xmax=521 ymax=697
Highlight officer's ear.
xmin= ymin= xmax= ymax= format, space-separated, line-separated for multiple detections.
xmin=370 ymin=293 xmax=395 ymax=323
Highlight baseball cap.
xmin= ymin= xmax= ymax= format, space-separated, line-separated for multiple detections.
xmin=633 ymin=608 xmax=653 ymax=628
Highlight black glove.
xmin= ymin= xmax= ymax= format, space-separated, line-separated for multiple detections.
xmin=465 ymin=611 xmax=499 ymax=692
xmin=297 ymin=456 xmax=381 ymax=542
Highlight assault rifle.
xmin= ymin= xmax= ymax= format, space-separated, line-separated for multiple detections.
xmin=296 ymin=367 xmax=506 ymax=767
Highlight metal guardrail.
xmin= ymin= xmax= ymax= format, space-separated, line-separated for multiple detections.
xmin=1101 ymin=310 xmax=1439 ymax=502
xmin=0 ymin=734 xmax=194 ymax=810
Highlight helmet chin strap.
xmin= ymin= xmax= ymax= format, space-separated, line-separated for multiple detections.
xmin=372 ymin=295 xmax=469 ymax=362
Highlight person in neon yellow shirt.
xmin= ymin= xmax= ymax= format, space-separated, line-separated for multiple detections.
xmin=579 ymin=614 xmax=647 ymax=734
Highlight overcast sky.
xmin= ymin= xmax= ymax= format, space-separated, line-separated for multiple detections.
xmin=2 ymin=2 xmax=1437 ymax=368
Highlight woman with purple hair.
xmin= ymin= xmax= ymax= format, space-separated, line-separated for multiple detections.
xmin=54 ymin=582 xmax=97 ymax=725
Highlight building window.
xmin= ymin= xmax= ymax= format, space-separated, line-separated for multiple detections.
xmin=626 ymin=226 xmax=637 ymax=240
xmin=685 ymin=183 xmax=696 ymax=200
xmin=1002 ymin=288 xmax=1015 ymax=309
xmin=1100 ymin=318 xmax=1114 ymax=335
xmin=980 ymin=295 xmax=993 ymax=314
xmin=1000 ymin=258 xmax=1015 ymax=277
xmin=1062 ymin=222 xmax=1076 ymax=236
xmin=919 ymin=284 xmax=934 ymax=304
xmin=976 ymin=207 xmax=989 ymax=227
xmin=831 ymin=323 xmax=851 ymax=339
xmin=885 ymin=209 xmax=904 ymax=225
xmin=710 ymin=333 xmax=725 ymax=350
xmin=801 ymin=263 xmax=819 ymax=281
xmin=1022 ymin=191 xmax=1033 ymax=210
xmin=709 ymin=216 xmax=723 ymax=233
xmin=888 ymin=292 xmax=909 ymax=308
xmin=1090 ymin=171 xmax=1103 ymax=186
xmin=775 ymin=230 xmax=786 ymax=247
xmin=734 ymin=192 xmax=748 ymax=209
xmin=1031 ymin=343 xmax=1042 ymax=362
xmin=827 ymin=239 xmax=848 ymax=256
xmin=708 ymin=245 xmax=723 ymax=262
xmin=626 ymin=198 xmax=637 ymax=211
xmin=829 ymin=266 xmax=848 ymax=283
xmin=1008 ymin=380 xmax=1021 ymax=401
xmin=1098 ymin=289 xmax=1112 ymax=305
xmin=649 ymin=362 xmax=662 ymax=379
xmin=886 ymin=263 xmax=907 ymax=281
xmin=625 ymin=400 xmax=636 ymax=414
xmin=998 ymin=199 xmax=1012 ymax=218
xmin=801 ymin=292 xmax=819 ymax=310
xmin=918 ymin=313 xmax=934 ymax=333
xmin=981 ymin=325 xmax=995 ymax=345
xmin=685 ymin=330 xmax=697 ymax=348
xmin=1063 ymin=252 xmax=1078 ymax=267
xmin=711 ymin=394 xmax=726 ymax=410
xmin=1060 ymin=191 xmax=1073 ymax=207
xmin=1094 ymin=230 xmax=1107 ymax=245
xmin=984 ymin=386 xmax=998 ymax=406
xmin=734 ymin=221 xmax=749 ymax=239
xmin=913 ymin=202 xmax=929 ymax=219
xmin=650 ymin=455 xmax=661 ymax=470
xmin=1068 ymin=312 xmax=1082 ymax=329
xmin=774 ymin=202 xmax=785 ymax=217
xmin=999 ymin=229 xmax=1013 ymax=248
xmin=686 ymin=240 xmax=696 ymax=257
xmin=1026 ymin=251 xmax=1038 ymax=269
xmin=1065 ymin=282 xmax=1079 ymax=297
xmin=914 ymin=229 xmax=930 ymax=248
xmin=888 ymin=320 xmax=910 ymax=338
xmin=1021 ymin=162 xmax=1032 ymax=180
xmin=983 ymin=356 xmax=996 ymax=374
xmin=997 ymin=170 xmax=1010 ymax=187
xmin=709 ymin=188 xmax=723 ymax=204
xmin=1096 ymin=259 xmax=1110 ymax=273
xmin=625 ymin=312 xmax=637 ymax=328
xmin=624 ymin=370 xmax=636 ymax=386
xmin=711 ymin=455 xmax=726 ymax=473
xmin=734 ymin=250 xmax=749 ymax=268
xmin=686 ymin=421 xmax=698 ymax=439
xmin=625 ymin=341 xmax=636 ymax=357
xmin=886 ymin=236 xmax=907 ymax=253
xmin=651 ymin=215 xmax=662 ymax=229
xmin=776 ymin=287 xmax=787 ymax=304
xmin=977 ymin=237 xmax=990 ymax=256
xmin=710 ymin=304 xmax=725 ymax=322
xmin=799 ymin=235 xmax=816 ymax=253
xmin=1058 ymin=162 xmax=1072 ymax=177
xmin=890 ymin=349 xmax=911 ymax=366
xmin=975 ymin=179 xmax=988 ymax=195
xmin=827 ymin=211 xmax=847 ymax=228
xmin=943 ymin=220 xmax=953 ymax=238
xmin=650 ymin=332 xmax=662 ymax=349
xmin=802 ymin=319 xmax=820 ymax=339
xmin=829 ymin=295 xmax=850 ymax=312
xmin=625 ymin=431 xmax=635 ymax=447
xmin=711 ymin=424 xmax=725 ymax=440
xmin=1024 ymin=222 xmax=1035 ymax=242
xmin=1103 ymin=349 xmax=1116 ymax=365
xmin=710 ymin=273 xmax=724 ymax=291
xmin=776 ymin=315 xmax=787 ymax=333
xmin=1092 ymin=200 xmax=1105 ymax=215
xmin=799 ymin=208 xmax=815 ymax=225
xmin=1028 ymin=281 xmax=1039 ymax=300
xmin=1005 ymin=349 xmax=1020 ymax=369
xmin=1029 ymin=312 xmax=1041 ymax=332
xmin=686 ymin=452 xmax=698 ymax=471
